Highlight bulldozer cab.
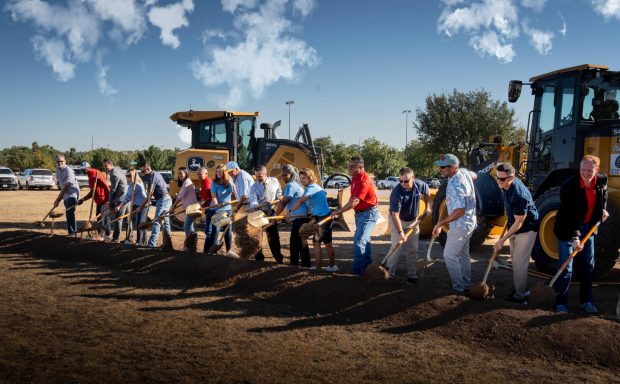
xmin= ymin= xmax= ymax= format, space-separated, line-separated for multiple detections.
xmin=510 ymin=64 xmax=620 ymax=197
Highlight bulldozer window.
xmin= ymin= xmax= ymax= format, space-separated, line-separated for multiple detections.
xmin=198 ymin=120 xmax=227 ymax=145
xmin=237 ymin=118 xmax=253 ymax=169
xmin=559 ymin=78 xmax=575 ymax=127
xmin=581 ymin=76 xmax=620 ymax=121
xmin=538 ymin=86 xmax=555 ymax=136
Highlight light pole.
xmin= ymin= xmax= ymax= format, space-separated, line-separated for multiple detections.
xmin=286 ymin=100 xmax=295 ymax=139
xmin=402 ymin=109 xmax=411 ymax=147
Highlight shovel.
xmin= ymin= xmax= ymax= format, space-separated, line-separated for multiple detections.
xmin=468 ymin=224 xmax=508 ymax=300
xmin=247 ymin=212 xmax=308 ymax=228
xmin=548 ymin=222 xmax=601 ymax=287
xmin=299 ymin=215 xmax=333 ymax=238
xmin=364 ymin=214 xmax=426 ymax=280
xmin=34 ymin=206 xmax=57 ymax=227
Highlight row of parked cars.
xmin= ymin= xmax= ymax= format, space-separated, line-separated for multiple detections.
xmin=321 ymin=174 xmax=441 ymax=190
xmin=0 ymin=166 xmax=89 ymax=190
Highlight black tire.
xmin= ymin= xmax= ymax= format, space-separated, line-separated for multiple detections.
xmin=26 ymin=183 xmax=30 ymax=190
xmin=431 ymin=183 xmax=492 ymax=250
xmin=533 ymin=189 xmax=620 ymax=277
xmin=531 ymin=189 xmax=560 ymax=274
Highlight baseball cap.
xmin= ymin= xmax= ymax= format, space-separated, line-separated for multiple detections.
xmin=225 ymin=161 xmax=239 ymax=170
xmin=434 ymin=154 xmax=459 ymax=167
xmin=80 ymin=161 xmax=91 ymax=169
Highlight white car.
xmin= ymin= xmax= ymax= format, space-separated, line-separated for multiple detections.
xmin=377 ymin=176 xmax=399 ymax=189
xmin=0 ymin=167 xmax=19 ymax=190
xmin=19 ymin=168 xmax=55 ymax=190
xmin=325 ymin=175 xmax=350 ymax=189
xmin=70 ymin=166 xmax=90 ymax=189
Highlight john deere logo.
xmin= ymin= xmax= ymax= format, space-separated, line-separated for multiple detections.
xmin=187 ymin=156 xmax=204 ymax=172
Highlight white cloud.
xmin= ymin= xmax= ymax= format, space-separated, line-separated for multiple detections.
xmin=558 ymin=12 xmax=567 ymax=36
xmin=177 ymin=125 xmax=192 ymax=145
xmin=592 ymin=0 xmax=620 ymax=20
xmin=32 ymin=35 xmax=76 ymax=81
xmin=148 ymin=0 xmax=195 ymax=49
xmin=438 ymin=0 xmax=519 ymax=39
xmin=521 ymin=0 xmax=546 ymax=12
xmin=85 ymin=0 xmax=147 ymax=45
xmin=95 ymin=58 xmax=118 ymax=98
xmin=292 ymin=0 xmax=315 ymax=17
xmin=470 ymin=31 xmax=515 ymax=63
xmin=523 ymin=27 xmax=553 ymax=55
xmin=192 ymin=0 xmax=319 ymax=109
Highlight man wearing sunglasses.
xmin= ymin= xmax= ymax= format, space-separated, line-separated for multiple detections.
xmin=332 ymin=156 xmax=378 ymax=275
xmin=53 ymin=155 xmax=80 ymax=236
xmin=385 ymin=167 xmax=431 ymax=283
xmin=431 ymin=153 xmax=477 ymax=293
xmin=493 ymin=163 xmax=538 ymax=304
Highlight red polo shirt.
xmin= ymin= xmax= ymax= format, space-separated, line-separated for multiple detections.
xmin=200 ymin=176 xmax=213 ymax=207
xmin=87 ymin=169 xmax=109 ymax=205
xmin=351 ymin=171 xmax=378 ymax=211
xmin=580 ymin=175 xmax=597 ymax=223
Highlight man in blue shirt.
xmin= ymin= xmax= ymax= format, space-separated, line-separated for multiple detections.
xmin=493 ymin=163 xmax=539 ymax=304
xmin=139 ymin=163 xmax=172 ymax=249
xmin=53 ymin=154 xmax=80 ymax=236
xmin=226 ymin=161 xmax=254 ymax=213
xmin=103 ymin=159 xmax=128 ymax=242
xmin=386 ymin=167 xmax=431 ymax=284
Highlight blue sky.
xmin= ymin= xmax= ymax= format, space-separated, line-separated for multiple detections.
xmin=2 ymin=0 xmax=620 ymax=151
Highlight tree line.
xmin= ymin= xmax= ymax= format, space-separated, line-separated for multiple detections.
xmin=0 ymin=89 xmax=524 ymax=179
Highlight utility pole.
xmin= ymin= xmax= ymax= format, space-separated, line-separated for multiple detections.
xmin=402 ymin=109 xmax=411 ymax=147
xmin=91 ymin=135 xmax=94 ymax=151
xmin=286 ymin=99 xmax=295 ymax=139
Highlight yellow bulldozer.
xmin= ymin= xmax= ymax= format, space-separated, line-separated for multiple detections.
xmin=167 ymin=110 xmax=324 ymax=225
xmin=429 ymin=64 xmax=619 ymax=277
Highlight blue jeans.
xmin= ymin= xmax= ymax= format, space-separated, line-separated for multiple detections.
xmin=129 ymin=205 xmax=149 ymax=245
xmin=553 ymin=223 xmax=595 ymax=306
xmin=211 ymin=224 xmax=232 ymax=252
xmin=352 ymin=206 xmax=379 ymax=275
xmin=183 ymin=215 xmax=196 ymax=236
xmin=64 ymin=197 xmax=77 ymax=235
xmin=148 ymin=196 xmax=172 ymax=247
xmin=203 ymin=210 xmax=215 ymax=253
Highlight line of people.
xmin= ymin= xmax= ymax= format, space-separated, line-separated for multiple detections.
xmin=53 ymin=152 xmax=609 ymax=314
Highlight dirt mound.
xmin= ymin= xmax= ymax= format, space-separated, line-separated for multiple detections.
xmin=1 ymin=230 xmax=619 ymax=370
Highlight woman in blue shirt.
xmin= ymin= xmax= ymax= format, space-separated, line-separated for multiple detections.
xmin=209 ymin=164 xmax=237 ymax=257
xmin=286 ymin=168 xmax=337 ymax=272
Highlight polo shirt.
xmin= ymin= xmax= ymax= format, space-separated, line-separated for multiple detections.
xmin=234 ymin=169 xmax=254 ymax=199
xmin=200 ymin=176 xmax=213 ymax=207
xmin=211 ymin=182 xmax=233 ymax=212
xmin=303 ymin=183 xmax=331 ymax=217
xmin=284 ymin=181 xmax=308 ymax=216
xmin=389 ymin=179 xmax=429 ymax=222
xmin=87 ymin=169 xmax=109 ymax=205
xmin=503 ymin=178 xmax=539 ymax=233
xmin=581 ymin=175 xmax=597 ymax=223
xmin=56 ymin=165 xmax=80 ymax=200
xmin=350 ymin=171 xmax=377 ymax=211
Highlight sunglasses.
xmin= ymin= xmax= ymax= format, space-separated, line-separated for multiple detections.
xmin=57 ymin=160 xmax=64 ymax=164
xmin=497 ymin=176 xmax=513 ymax=182
xmin=439 ymin=165 xmax=450 ymax=169
xmin=399 ymin=178 xmax=411 ymax=184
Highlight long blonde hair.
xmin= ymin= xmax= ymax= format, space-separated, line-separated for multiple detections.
xmin=215 ymin=164 xmax=231 ymax=187
xmin=127 ymin=168 xmax=143 ymax=186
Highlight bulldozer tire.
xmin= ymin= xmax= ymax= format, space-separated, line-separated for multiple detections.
xmin=532 ymin=189 xmax=620 ymax=277
xmin=431 ymin=184 xmax=491 ymax=251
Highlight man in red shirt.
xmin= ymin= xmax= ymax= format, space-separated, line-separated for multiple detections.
xmin=77 ymin=161 xmax=110 ymax=240
xmin=552 ymin=155 xmax=609 ymax=314
xmin=333 ymin=157 xmax=379 ymax=275
xmin=198 ymin=167 xmax=215 ymax=254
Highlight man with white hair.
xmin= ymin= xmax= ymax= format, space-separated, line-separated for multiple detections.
xmin=431 ymin=153 xmax=477 ymax=293
xmin=249 ymin=165 xmax=283 ymax=263
xmin=226 ymin=161 xmax=255 ymax=212
xmin=53 ymin=154 xmax=80 ymax=236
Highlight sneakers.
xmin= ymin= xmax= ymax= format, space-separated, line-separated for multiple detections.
xmin=324 ymin=265 xmax=339 ymax=273
xmin=406 ymin=277 xmax=418 ymax=285
xmin=226 ymin=250 xmax=239 ymax=258
xmin=554 ymin=304 xmax=569 ymax=314
xmin=581 ymin=302 xmax=598 ymax=315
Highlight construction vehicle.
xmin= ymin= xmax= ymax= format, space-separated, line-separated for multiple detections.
xmin=432 ymin=64 xmax=620 ymax=277
xmin=167 ymin=110 xmax=323 ymax=227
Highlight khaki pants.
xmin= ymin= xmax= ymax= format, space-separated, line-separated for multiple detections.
xmin=386 ymin=215 xmax=420 ymax=279
xmin=509 ymin=231 xmax=537 ymax=299
xmin=444 ymin=227 xmax=474 ymax=292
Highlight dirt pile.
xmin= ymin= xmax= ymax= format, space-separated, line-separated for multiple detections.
xmin=1 ymin=229 xmax=619 ymax=370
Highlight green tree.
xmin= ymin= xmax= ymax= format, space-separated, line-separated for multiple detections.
xmin=403 ymin=140 xmax=438 ymax=178
xmin=314 ymin=136 xmax=361 ymax=175
xmin=360 ymin=137 xmax=404 ymax=179
xmin=136 ymin=145 xmax=176 ymax=170
xmin=414 ymin=89 xmax=518 ymax=166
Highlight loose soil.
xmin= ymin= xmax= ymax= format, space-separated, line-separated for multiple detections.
xmin=0 ymin=190 xmax=619 ymax=384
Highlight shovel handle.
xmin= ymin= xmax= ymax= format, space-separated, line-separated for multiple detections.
xmin=426 ymin=235 xmax=437 ymax=262
xmin=265 ymin=214 xmax=308 ymax=221
xmin=317 ymin=216 xmax=333 ymax=227
xmin=207 ymin=200 xmax=238 ymax=210
xmin=548 ymin=222 xmax=600 ymax=287
xmin=481 ymin=224 xmax=509 ymax=284
xmin=40 ymin=206 xmax=56 ymax=223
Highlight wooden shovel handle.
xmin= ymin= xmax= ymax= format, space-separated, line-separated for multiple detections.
xmin=549 ymin=222 xmax=600 ymax=287
xmin=317 ymin=216 xmax=333 ymax=227
xmin=265 ymin=214 xmax=308 ymax=221
xmin=481 ymin=224 xmax=509 ymax=284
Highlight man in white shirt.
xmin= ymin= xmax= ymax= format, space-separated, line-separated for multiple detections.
xmin=248 ymin=165 xmax=283 ymax=263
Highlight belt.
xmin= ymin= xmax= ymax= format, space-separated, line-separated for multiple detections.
xmin=354 ymin=206 xmax=377 ymax=213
